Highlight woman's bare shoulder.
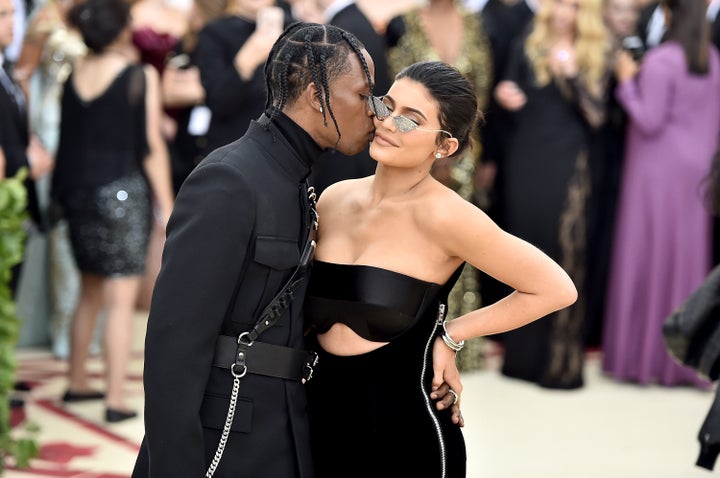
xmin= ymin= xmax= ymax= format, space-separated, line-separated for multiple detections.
xmin=415 ymin=181 xmax=495 ymax=241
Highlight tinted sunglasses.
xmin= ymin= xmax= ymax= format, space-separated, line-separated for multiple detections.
xmin=367 ymin=95 xmax=453 ymax=138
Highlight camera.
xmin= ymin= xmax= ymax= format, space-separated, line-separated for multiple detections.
xmin=621 ymin=35 xmax=646 ymax=62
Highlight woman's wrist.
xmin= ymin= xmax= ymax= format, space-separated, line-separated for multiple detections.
xmin=441 ymin=320 xmax=465 ymax=352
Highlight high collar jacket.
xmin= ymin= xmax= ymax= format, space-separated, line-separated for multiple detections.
xmin=134 ymin=116 xmax=317 ymax=478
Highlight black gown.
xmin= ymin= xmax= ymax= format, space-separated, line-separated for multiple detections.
xmin=497 ymin=35 xmax=605 ymax=389
xmin=304 ymin=261 xmax=466 ymax=478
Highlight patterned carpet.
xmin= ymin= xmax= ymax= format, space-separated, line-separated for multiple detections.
xmin=5 ymin=312 xmax=716 ymax=478
xmin=6 ymin=315 xmax=148 ymax=478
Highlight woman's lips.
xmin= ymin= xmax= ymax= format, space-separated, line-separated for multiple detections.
xmin=373 ymin=132 xmax=397 ymax=147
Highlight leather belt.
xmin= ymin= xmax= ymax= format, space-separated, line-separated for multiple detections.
xmin=212 ymin=335 xmax=318 ymax=383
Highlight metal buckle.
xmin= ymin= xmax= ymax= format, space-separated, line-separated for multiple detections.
xmin=231 ymin=362 xmax=247 ymax=378
xmin=232 ymin=332 xmax=253 ymax=378
xmin=237 ymin=331 xmax=253 ymax=346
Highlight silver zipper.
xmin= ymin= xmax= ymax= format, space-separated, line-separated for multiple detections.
xmin=419 ymin=302 xmax=448 ymax=478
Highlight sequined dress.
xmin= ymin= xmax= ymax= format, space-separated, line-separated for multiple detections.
xmin=53 ymin=65 xmax=152 ymax=276
xmin=304 ymin=261 xmax=466 ymax=478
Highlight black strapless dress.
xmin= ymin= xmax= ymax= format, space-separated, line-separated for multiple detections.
xmin=304 ymin=261 xmax=466 ymax=478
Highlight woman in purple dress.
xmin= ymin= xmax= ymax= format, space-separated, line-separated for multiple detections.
xmin=602 ymin=0 xmax=720 ymax=387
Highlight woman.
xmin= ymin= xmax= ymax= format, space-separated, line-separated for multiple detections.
xmin=129 ymin=0 xmax=189 ymax=311
xmin=584 ymin=0 xmax=641 ymax=347
xmin=602 ymin=0 xmax=720 ymax=388
xmin=195 ymin=0 xmax=288 ymax=154
xmin=385 ymin=0 xmax=494 ymax=371
xmin=162 ymin=0 xmax=228 ymax=195
xmin=130 ymin=0 xmax=188 ymax=75
xmin=52 ymin=0 xmax=175 ymax=421
xmin=494 ymin=0 xmax=610 ymax=389
xmin=13 ymin=0 xmax=88 ymax=358
xmin=304 ymin=61 xmax=577 ymax=478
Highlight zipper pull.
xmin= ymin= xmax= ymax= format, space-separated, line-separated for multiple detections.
xmin=437 ymin=303 xmax=446 ymax=324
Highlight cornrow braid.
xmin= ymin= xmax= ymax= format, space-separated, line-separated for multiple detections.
xmin=262 ymin=22 xmax=373 ymax=146
xmin=302 ymin=34 xmax=325 ymax=125
xmin=263 ymin=22 xmax=306 ymax=111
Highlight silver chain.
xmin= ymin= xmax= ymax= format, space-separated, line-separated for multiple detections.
xmin=205 ymin=184 xmax=316 ymax=476
xmin=205 ymin=373 xmax=241 ymax=477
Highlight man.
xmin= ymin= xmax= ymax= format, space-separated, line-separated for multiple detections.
xmin=133 ymin=22 xmax=457 ymax=478
xmin=0 ymin=0 xmax=51 ymax=293
xmin=636 ymin=0 xmax=665 ymax=50
xmin=309 ymin=0 xmax=393 ymax=196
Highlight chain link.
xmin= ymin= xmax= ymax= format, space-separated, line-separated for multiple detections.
xmin=206 ymin=182 xmax=317 ymax=476
xmin=205 ymin=374 xmax=241 ymax=477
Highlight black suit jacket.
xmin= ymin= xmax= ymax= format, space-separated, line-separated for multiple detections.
xmin=133 ymin=116 xmax=315 ymax=478
xmin=478 ymin=0 xmax=534 ymax=167
xmin=636 ymin=1 xmax=663 ymax=50
xmin=0 ymin=68 xmax=40 ymax=226
xmin=195 ymin=13 xmax=292 ymax=154
xmin=309 ymin=2 xmax=387 ymax=197
xmin=331 ymin=3 xmax=391 ymax=95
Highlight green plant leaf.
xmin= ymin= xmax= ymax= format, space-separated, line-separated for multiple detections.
xmin=0 ymin=168 xmax=39 ymax=468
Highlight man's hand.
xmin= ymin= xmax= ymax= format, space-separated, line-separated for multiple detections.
xmin=431 ymin=336 xmax=465 ymax=427
xmin=430 ymin=381 xmax=464 ymax=427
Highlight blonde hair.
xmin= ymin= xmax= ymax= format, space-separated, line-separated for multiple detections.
xmin=525 ymin=0 xmax=609 ymax=91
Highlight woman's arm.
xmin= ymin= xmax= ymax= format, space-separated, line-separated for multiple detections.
xmin=161 ymin=63 xmax=205 ymax=108
xmin=437 ymin=196 xmax=577 ymax=342
xmin=615 ymin=48 xmax=674 ymax=135
xmin=142 ymin=64 xmax=175 ymax=225
xmin=13 ymin=7 xmax=52 ymax=98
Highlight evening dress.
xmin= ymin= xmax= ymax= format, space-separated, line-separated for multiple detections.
xmin=53 ymin=64 xmax=152 ymax=277
xmin=602 ymin=42 xmax=720 ymax=387
xmin=305 ymin=260 xmax=466 ymax=478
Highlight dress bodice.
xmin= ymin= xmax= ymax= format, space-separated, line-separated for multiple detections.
xmin=304 ymin=260 xmax=462 ymax=342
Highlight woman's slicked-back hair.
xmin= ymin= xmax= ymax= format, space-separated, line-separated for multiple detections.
xmin=264 ymin=22 xmax=373 ymax=141
xmin=68 ymin=0 xmax=131 ymax=53
xmin=395 ymin=61 xmax=480 ymax=158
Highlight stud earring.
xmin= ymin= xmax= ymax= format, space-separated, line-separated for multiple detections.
xmin=320 ymin=106 xmax=324 ymax=114
xmin=435 ymin=152 xmax=442 ymax=159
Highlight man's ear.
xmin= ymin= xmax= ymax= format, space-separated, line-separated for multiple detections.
xmin=303 ymin=82 xmax=324 ymax=113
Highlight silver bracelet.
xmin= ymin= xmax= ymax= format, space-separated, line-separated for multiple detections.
xmin=441 ymin=320 xmax=465 ymax=352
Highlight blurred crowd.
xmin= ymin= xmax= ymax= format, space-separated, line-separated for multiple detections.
xmin=2 ymin=0 xmax=720 ymax=421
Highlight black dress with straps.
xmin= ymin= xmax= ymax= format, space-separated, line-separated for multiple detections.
xmin=304 ymin=261 xmax=466 ymax=478
xmin=53 ymin=64 xmax=152 ymax=276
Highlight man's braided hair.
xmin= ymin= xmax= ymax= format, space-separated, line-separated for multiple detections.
xmin=264 ymin=22 xmax=373 ymax=144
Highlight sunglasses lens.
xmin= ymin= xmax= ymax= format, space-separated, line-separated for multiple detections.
xmin=369 ymin=96 xmax=420 ymax=133
xmin=394 ymin=116 xmax=418 ymax=133
xmin=369 ymin=96 xmax=389 ymax=119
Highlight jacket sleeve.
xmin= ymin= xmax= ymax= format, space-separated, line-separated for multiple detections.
xmin=195 ymin=25 xmax=258 ymax=121
xmin=142 ymin=158 xmax=256 ymax=477
xmin=615 ymin=49 xmax=675 ymax=136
